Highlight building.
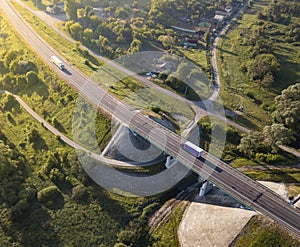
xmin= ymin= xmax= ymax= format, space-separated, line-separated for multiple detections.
xmin=46 ymin=3 xmax=64 ymax=14
xmin=213 ymin=14 xmax=225 ymax=22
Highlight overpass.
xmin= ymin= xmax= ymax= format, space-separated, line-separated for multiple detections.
xmin=1 ymin=0 xmax=300 ymax=237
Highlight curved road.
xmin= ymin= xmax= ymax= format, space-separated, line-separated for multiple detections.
xmin=1 ymin=0 xmax=300 ymax=237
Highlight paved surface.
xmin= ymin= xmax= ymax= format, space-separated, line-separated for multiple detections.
xmin=2 ymin=0 xmax=300 ymax=237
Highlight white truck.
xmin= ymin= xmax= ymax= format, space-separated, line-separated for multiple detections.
xmin=51 ymin=55 xmax=64 ymax=70
xmin=182 ymin=141 xmax=203 ymax=158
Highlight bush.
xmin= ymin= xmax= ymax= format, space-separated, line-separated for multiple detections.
xmin=38 ymin=186 xmax=61 ymax=204
xmin=18 ymin=187 xmax=37 ymax=202
xmin=255 ymin=153 xmax=287 ymax=164
xmin=49 ymin=168 xmax=65 ymax=183
xmin=71 ymin=185 xmax=89 ymax=203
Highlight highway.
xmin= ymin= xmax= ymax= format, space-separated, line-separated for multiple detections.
xmin=1 ymin=0 xmax=300 ymax=237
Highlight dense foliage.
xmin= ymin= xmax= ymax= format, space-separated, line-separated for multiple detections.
xmin=0 ymin=13 xmax=162 ymax=246
xmin=60 ymin=0 xmax=243 ymax=58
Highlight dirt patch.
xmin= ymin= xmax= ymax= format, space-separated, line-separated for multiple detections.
xmin=178 ymin=182 xmax=290 ymax=247
xmin=178 ymin=187 xmax=257 ymax=247
xmin=258 ymin=181 xmax=289 ymax=201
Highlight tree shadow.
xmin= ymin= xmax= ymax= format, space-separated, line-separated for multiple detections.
xmin=218 ymin=47 xmax=238 ymax=56
xmin=32 ymin=135 xmax=48 ymax=151
xmin=14 ymin=205 xmax=62 ymax=246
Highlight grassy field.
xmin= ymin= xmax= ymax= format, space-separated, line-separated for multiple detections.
xmin=0 ymin=14 xmax=163 ymax=246
xmin=232 ymin=215 xmax=300 ymax=247
xmin=149 ymin=202 xmax=186 ymax=247
xmin=0 ymin=92 xmax=153 ymax=246
xmin=177 ymin=47 xmax=209 ymax=74
xmin=13 ymin=1 xmax=102 ymax=76
xmin=218 ymin=2 xmax=300 ymax=130
xmin=0 ymin=10 xmax=111 ymax=148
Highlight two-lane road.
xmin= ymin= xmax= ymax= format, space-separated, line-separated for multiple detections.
xmin=1 ymin=0 xmax=300 ymax=237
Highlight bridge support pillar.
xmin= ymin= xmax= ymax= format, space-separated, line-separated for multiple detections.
xmin=165 ymin=156 xmax=176 ymax=168
xmin=199 ymin=181 xmax=213 ymax=197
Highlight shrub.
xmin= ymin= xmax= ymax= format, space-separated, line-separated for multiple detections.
xmin=38 ymin=186 xmax=61 ymax=204
xmin=71 ymin=184 xmax=89 ymax=203
xmin=18 ymin=187 xmax=37 ymax=202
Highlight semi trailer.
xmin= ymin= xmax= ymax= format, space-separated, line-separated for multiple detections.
xmin=182 ymin=141 xmax=203 ymax=158
xmin=51 ymin=55 xmax=64 ymax=70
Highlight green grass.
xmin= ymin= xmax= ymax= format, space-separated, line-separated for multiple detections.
xmin=0 ymin=10 xmax=112 ymax=148
xmin=233 ymin=215 xmax=300 ymax=247
xmin=231 ymin=158 xmax=257 ymax=168
xmin=244 ymin=169 xmax=300 ymax=184
xmin=177 ymin=47 xmax=209 ymax=72
xmin=0 ymin=94 xmax=138 ymax=246
xmin=13 ymin=1 xmax=102 ymax=76
xmin=149 ymin=202 xmax=186 ymax=247
xmin=218 ymin=2 xmax=300 ymax=130
xmin=286 ymin=184 xmax=300 ymax=198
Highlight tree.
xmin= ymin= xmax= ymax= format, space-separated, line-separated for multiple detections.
xmin=2 ymin=94 xmax=18 ymax=111
xmin=77 ymin=8 xmax=85 ymax=19
xmin=82 ymin=28 xmax=93 ymax=44
xmin=10 ymin=60 xmax=37 ymax=75
xmin=98 ymin=35 xmax=110 ymax=47
xmin=0 ymin=141 xmax=25 ymax=207
xmin=84 ymin=6 xmax=94 ymax=17
xmin=158 ymin=35 xmax=175 ymax=49
xmin=263 ymin=124 xmax=293 ymax=152
xmin=2 ymin=73 xmax=16 ymax=88
xmin=128 ymin=38 xmax=142 ymax=53
xmin=4 ymin=50 xmax=19 ymax=68
xmin=26 ymin=71 xmax=39 ymax=84
xmin=248 ymin=53 xmax=280 ymax=88
xmin=115 ymin=7 xmax=129 ymax=19
xmin=272 ymin=83 xmax=300 ymax=142
xmin=204 ymin=31 xmax=210 ymax=49
xmin=238 ymin=131 xmax=265 ymax=157
xmin=132 ymin=1 xmax=138 ymax=8
xmin=64 ymin=0 xmax=79 ymax=21
xmin=71 ymin=184 xmax=89 ymax=202
xmin=70 ymin=22 xmax=83 ymax=40
xmin=88 ymin=15 xmax=100 ymax=29
xmin=251 ymin=39 xmax=274 ymax=57
xmin=38 ymin=186 xmax=61 ymax=205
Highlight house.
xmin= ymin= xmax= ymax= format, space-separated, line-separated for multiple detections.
xmin=193 ymin=26 xmax=210 ymax=39
xmin=193 ymin=30 xmax=205 ymax=39
xmin=93 ymin=7 xmax=111 ymax=19
xmin=213 ymin=14 xmax=225 ymax=22
xmin=46 ymin=4 xmax=64 ymax=14
xmin=215 ymin=10 xmax=228 ymax=16
xmin=225 ymin=5 xmax=233 ymax=14
xmin=46 ymin=5 xmax=56 ymax=14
